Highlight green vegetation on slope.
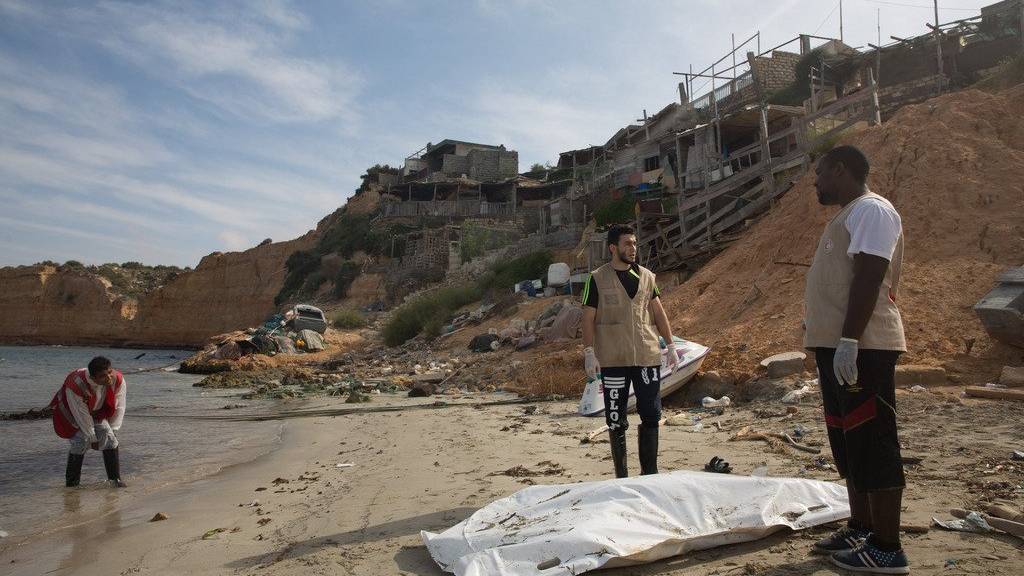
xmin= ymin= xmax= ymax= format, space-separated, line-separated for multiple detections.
xmin=381 ymin=250 xmax=552 ymax=346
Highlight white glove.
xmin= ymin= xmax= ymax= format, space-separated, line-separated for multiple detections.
xmin=584 ymin=346 xmax=600 ymax=380
xmin=833 ymin=337 xmax=859 ymax=386
xmin=665 ymin=343 xmax=680 ymax=370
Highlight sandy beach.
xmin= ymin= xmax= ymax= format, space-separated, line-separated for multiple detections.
xmin=3 ymin=385 xmax=1022 ymax=576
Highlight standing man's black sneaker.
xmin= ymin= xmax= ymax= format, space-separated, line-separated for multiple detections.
xmin=813 ymin=525 xmax=869 ymax=553
xmin=831 ymin=541 xmax=909 ymax=574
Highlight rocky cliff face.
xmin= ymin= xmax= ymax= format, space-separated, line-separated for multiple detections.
xmin=0 ymin=233 xmax=316 ymax=348
xmin=0 ymin=266 xmax=135 ymax=346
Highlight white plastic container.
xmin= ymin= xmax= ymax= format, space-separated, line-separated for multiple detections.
xmin=547 ymin=262 xmax=571 ymax=286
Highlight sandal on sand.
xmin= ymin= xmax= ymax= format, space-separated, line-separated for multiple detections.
xmin=704 ymin=456 xmax=732 ymax=474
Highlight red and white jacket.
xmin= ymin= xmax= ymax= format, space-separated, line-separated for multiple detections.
xmin=50 ymin=368 xmax=126 ymax=440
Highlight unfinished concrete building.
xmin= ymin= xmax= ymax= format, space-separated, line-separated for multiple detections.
xmin=567 ymin=33 xmax=882 ymax=271
xmin=820 ymin=0 xmax=1024 ymax=118
xmin=402 ymin=139 xmax=519 ymax=183
xmin=568 ymin=0 xmax=1023 ymax=274
xmin=375 ymin=139 xmax=583 ymax=298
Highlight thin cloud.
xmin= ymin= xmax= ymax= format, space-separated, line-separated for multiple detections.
xmin=88 ymin=1 xmax=362 ymax=124
xmin=218 ymin=230 xmax=251 ymax=252
xmin=0 ymin=0 xmax=38 ymax=18
xmin=0 ymin=215 xmax=170 ymax=258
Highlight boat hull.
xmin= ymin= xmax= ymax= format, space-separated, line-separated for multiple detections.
xmin=578 ymin=337 xmax=709 ymax=417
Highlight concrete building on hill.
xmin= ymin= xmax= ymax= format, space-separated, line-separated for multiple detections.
xmin=402 ymin=139 xmax=519 ymax=183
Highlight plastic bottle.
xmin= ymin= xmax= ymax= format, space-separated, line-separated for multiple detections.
xmin=701 ymin=395 xmax=731 ymax=408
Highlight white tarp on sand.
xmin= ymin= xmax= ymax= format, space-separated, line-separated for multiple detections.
xmin=422 ymin=470 xmax=849 ymax=576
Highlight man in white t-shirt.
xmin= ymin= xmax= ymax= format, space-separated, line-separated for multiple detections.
xmin=804 ymin=145 xmax=910 ymax=574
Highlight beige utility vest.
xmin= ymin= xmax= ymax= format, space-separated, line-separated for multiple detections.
xmin=804 ymin=192 xmax=907 ymax=351
xmin=593 ymin=263 xmax=663 ymax=367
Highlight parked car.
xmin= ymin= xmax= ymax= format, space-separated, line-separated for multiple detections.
xmin=287 ymin=304 xmax=328 ymax=334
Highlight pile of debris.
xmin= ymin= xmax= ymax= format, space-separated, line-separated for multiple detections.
xmin=467 ymin=299 xmax=583 ymax=354
xmin=440 ymin=303 xmax=497 ymax=337
xmin=181 ymin=304 xmax=329 ymax=374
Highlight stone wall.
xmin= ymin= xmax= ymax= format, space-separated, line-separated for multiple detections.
xmin=467 ymin=149 xmax=519 ymax=181
xmin=712 ymin=51 xmax=801 ymax=115
xmin=756 ymin=50 xmax=801 ymax=93
xmin=434 ymin=149 xmax=518 ymax=181
xmin=498 ymin=152 xmax=519 ymax=179
xmin=442 ymin=154 xmax=471 ymax=176
xmin=403 ymin=227 xmax=451 ymax=271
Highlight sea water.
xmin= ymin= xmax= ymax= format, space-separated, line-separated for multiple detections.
xmin=0 ymin=345 xmax=282 ymax=538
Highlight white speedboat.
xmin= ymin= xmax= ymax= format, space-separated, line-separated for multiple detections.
xmin=578 ymin=336 xmax=709 ymax=417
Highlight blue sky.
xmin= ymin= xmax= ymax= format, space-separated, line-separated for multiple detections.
xmin=0 ymin=0 xmax=990 ymax=267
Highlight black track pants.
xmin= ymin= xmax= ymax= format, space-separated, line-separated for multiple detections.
xmin=602 ymin=366 xmax=661 ymax=431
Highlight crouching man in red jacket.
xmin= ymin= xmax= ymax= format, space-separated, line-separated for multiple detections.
xmin=50 ymin=356 xmax=128 ymax=488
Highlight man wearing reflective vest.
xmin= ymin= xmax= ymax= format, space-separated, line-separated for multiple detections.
xmin=50 ymin=356 xmax=128 ymax=488
xmin=804 ymin=146 xmax=909 ymax=574
xmin=581 ymin=224 xmax=679 ymax=478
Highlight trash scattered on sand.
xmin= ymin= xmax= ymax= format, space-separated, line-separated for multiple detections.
xmin=781 ymin=384 xmax=812 ymax=405
xmin=202 ymin=527 xmax=227 ymax=540
xmin=150 ymin=512 xmax=168 ymax=522
xmin=704 ymin=456 xmax=732 ymax=474
xmin=701 ymin=395 xmax=730 ymax=408
xmin=932 ymin=511 xmax=994 ymax=534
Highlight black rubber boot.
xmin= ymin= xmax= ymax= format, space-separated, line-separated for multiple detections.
xmin=609 ymin=428 xmax=628 ymax=478
xmin=102 ymin=448 xmax=127 ymax=488
xmin=66 ymin=453 xmax=84 ymax=487
xmin=638 ymin=424 xmax=659 ymax=475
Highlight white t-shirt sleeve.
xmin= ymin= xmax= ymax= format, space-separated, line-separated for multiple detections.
xmin=844 ymin=198 xmax=902 ymax=261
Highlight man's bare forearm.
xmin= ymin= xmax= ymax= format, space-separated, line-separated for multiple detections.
xmin=582 ymin=307 xmax=596 ymax=348
xmin=650 ymin=298 xmax=673 ymax=342
xmin=842 ymin=253 xmax=889 ymax=340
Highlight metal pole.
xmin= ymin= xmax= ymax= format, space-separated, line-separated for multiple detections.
xmin=569 ymin=161 xmax=574 ymax=229
xmin=839 ymin=0 xmax=844 ymax=43
xmin=711 ymin=62 xmax=716 ymax=108
xmin=868 ymin=67 xmax=882 ymax=126
xmin=732 ymin=33 xmax=737 ymax=80
xmin=712 ymin=62 xmax=720 ymax=120
xmin=877 ymin=8 xmax=882 ymax=85
xmin=689 ymin=64 xmax=693 ymax=104
xmin=934 ymin=0 xmax=943 ymax=93
xmin=809 ymin=66 xmax=817 ymax=113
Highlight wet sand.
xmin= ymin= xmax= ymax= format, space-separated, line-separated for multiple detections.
xmin=2 ymin=390 xmax=1023 ymax=575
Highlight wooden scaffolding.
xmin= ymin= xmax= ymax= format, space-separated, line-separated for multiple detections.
xmin=636 ymin=69 xmax=882 ymax=271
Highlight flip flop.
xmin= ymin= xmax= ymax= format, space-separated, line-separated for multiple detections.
xmin=704 ymin=456 xmax=732 ymax=474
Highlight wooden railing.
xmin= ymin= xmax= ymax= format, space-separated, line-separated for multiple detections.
xmin=381 ymin=200 xmax=515 ymax=219
xmin=637 ymin=70 xmax=882 ymax=271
